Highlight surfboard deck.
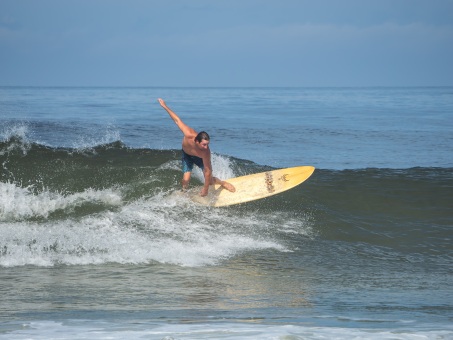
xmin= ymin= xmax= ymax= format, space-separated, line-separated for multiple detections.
xmin=189 ymin=166 xmax=315 ymax=207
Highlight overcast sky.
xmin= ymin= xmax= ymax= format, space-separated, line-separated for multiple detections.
xmin=1 ymin=0 xmax=452 ymax=87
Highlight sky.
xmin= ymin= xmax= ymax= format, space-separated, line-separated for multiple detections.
xmin=1 ymin=0 xmax=452 ymax=87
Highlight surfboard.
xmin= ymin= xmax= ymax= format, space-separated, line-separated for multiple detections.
xmin=189 ymin=166 xmax=315 ymax=207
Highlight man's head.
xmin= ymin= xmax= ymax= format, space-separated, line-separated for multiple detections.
xmin=195 ymin=131 xmax=210 ymax=150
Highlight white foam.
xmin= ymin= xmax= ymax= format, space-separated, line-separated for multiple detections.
xmin=0 ymin=187 xmax=310 ymax=267
xmin=157 ymin=153 xmax=235 ymax=183
xmin=71 ymin=123 xmax=121 ymax=150
xmin=1 ymin=320 xmax=451 ymax=340
xmin=190 ymin=152 xmax=236 ymax=183
xmin=0 ymin=123 xmax=32 ymax=155
xmin=0 ymin=122 xmax=29 ymax=141
xmin=0 ymin=182 xmax=122 ymax=221
xmin=211 ymin=153 xmax=236 ymax=180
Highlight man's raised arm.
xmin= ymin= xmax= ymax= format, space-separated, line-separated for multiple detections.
xmin=158 ymin=98 xmax=194 ymax=137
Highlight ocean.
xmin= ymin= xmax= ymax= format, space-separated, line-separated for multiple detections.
xmin=1 ymin=86 xmax=452 ymax=339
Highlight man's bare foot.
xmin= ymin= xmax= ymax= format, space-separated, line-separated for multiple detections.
xmin=222 ymin=181 xmax=235 ymax=193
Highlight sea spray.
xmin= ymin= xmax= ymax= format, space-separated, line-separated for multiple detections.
xmin=0 ymin=182 xmax=122 ymax=221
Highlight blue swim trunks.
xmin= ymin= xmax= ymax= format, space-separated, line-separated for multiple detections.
xmin=182 ymin=149 xmax=204 ymax=173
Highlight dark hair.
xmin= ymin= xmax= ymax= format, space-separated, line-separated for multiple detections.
xmin=195 ymin=131 xmax=210 ymax=143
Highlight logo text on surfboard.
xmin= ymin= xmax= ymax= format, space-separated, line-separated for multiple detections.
xmin=279 ymin=174 xmax=289 ymax=182
xmin=265 ymin=172 xmax=275 ymax=193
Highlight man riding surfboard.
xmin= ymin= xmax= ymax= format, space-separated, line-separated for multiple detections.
xmin=158 ymin=98 xmax=235 ymax=197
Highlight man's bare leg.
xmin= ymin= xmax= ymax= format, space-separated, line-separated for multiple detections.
xmin=182 ymin=172 xmax=191 ymax=191
xmin=212 ymin=177 xmax=235 ymax=192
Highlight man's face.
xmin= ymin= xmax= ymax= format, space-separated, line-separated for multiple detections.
xmin=197 ymin=140 xmax=209 ymax=150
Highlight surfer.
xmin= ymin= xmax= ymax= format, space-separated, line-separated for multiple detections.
xmin=158 ymin=98 xmax=236 ymax=197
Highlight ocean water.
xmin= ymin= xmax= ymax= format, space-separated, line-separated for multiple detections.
xmin=0 ymin=86 xmax=452 ymax=339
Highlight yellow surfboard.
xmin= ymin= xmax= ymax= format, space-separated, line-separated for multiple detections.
xmin=190 ymin=166 xmax=315 ymax=207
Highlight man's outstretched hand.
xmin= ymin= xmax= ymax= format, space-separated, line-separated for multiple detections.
xmin=158 ymin=98 xmax=167 ymax=108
